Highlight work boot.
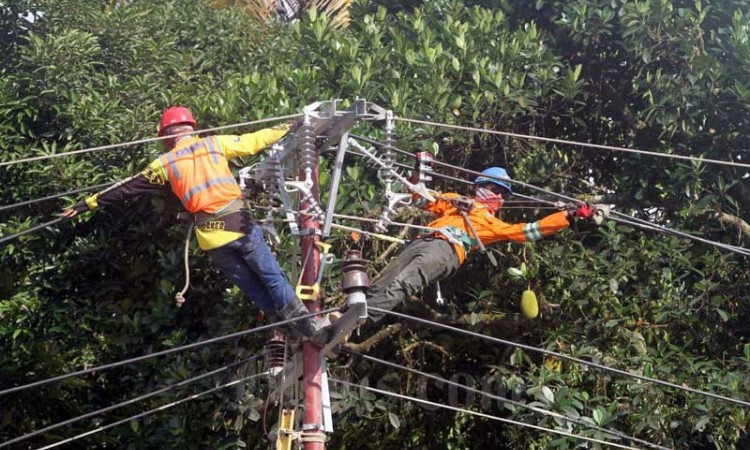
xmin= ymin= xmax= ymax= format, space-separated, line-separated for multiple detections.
xmin=310 ymin=311 xmax=345 ymax=348
xmin=277 ymin=297 xmax=327 ymax=340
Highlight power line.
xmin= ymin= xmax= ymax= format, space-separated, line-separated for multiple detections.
xmin=394 ymin=116 xmax=750 ymax=170
xmin=0 ymin=182 xmax=117 ymax=213
xmin=0 ymin=308 xmax=339 ymax=398
xmin=609 ymin=213 xmax=750 ymax=256
xmin=0 ymin=354 xmax=264 ymax=448
xmin=346 ymin=140 xmax=750 ymax=257
xmin=514 ymin=191 xmax=750 ymax=256
xmin=0 ymin=113 xmax=302 ymax=168
xmin=329 ymin=378 xmax=645 ymax=450
xmin=35 ymin=371 xmax=269 ymax=450
xmin=344 ymin=350 xmax=670 ymax=450
xmin=0 ymin=216 xmax=67 ymax=246
xmin=370 ymin=308 xmax=750 ymax=408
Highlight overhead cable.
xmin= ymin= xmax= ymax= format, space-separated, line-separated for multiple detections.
xmin=0 ymin=182 xmax=116 ymax=212
xmin=35 ymin=371 xmax=269 ymax=450
xmin=345 ymin=350 xmax=670 ymax=450
xmin=0 ymin=217 xmax=66 ymax=246
xmin=346 ymin=139 xmax=750 ymax=256
xmin=394 ymin=116 xmax=750 ymax=170
xmin=512 ymin=192 xmax=750 ymax=257
xmin=0 ymin=113 xmax=302 ymax=168
xmin=330 ymin=378 xmax=645 ymax=450
xmin=0 ymin=308 xmax=339 ymax=398
xmin=0 ymin=354 xmax=263 ymax=448
xmin=371 ymin=308 xmax=750 ymax=408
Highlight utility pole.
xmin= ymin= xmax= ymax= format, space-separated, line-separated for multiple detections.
xmin=297 ymin=115 xmax=325 ymax=450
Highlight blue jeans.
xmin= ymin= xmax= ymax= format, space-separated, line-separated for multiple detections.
xmin=207 ymin=224 xmax=295 ymax=313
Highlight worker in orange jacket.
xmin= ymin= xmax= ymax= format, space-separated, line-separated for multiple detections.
xmin=366 ymin=166 xmax=596 ymax=322
xmin=62 ymin=106 xmax=327 ymax=340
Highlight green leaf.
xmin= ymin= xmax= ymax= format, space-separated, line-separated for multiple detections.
xmin=541 ymin=386 xmax=554 ymax=403
xmin=592 ymin=407 xmax=603 ymax=425
xmin=608 ymin=278 xmax=618 ymax=294
xmin=388 ymin=412 xmax=400 ymax=429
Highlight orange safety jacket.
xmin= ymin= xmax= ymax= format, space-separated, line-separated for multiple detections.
xmin=159 ymin=135 xmax=240 ymax=214
xmin=77 ymin=125 xmax=291 ymax=251
xmin=424 ymin=192 xmax=571 ymax=264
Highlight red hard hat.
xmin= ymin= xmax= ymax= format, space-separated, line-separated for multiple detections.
xmin=157 ymin=106 xmax=197 ymax=136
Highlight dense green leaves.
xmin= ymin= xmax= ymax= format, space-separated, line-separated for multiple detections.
xmin=1 ymin=0 xmax=749 ymax=448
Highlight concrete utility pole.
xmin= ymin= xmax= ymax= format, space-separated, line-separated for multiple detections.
xmin=297 ymin=115 xmax=325 ymax=450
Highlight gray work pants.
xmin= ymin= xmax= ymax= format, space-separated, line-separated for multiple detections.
xmin=367 ymin=237 xmax=460 ymax=322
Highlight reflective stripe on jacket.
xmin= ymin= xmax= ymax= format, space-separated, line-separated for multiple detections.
xmin=425 ymin=192 xmax=571 ymax=264
xmin=159 ymin=136 xmax=240 ymax=214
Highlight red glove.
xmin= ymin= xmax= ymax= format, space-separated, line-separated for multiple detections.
xmin=568 ymin=203 xmax=595 ymax=220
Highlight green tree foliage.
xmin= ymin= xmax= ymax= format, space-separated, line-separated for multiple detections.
xmin=1 ymin=0 xmax=748 ymax=448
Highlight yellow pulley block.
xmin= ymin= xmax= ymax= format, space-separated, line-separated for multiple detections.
xmin=296 ymin=241 xmax=334 ymax=301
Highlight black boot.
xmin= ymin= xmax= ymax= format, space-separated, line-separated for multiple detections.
xmin=277 ymin=297 xmax=323 ymax=339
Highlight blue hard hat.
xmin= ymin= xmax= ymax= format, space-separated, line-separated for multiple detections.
xmin=474 ymin=167 xmax=513 ymax=194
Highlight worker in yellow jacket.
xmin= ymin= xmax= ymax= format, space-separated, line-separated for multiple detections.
xmin=366 ymin=166 xmax=595 ymax=322
xmin=62 ymin=106 xmax=326 ymax=340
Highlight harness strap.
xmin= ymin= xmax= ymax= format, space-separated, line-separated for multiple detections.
xmin=193 ymin=198 xmax=247 ymax=225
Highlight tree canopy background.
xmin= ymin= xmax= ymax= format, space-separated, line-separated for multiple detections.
xmin=1 ymin=0 xmax=749 ymax=448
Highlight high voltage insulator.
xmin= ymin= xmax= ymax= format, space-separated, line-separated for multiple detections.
xmin=378 ymin=113 xmax=395 ymax=187
xmin=297 ymin=118 xmax=317 ymax=185
xmin=341 ymin=249 xmax=370 ymax=319
xmin=264 ymin=332 xmax=287 ymax=376
xmin=260 ymin=154 xmax=284 ymax=207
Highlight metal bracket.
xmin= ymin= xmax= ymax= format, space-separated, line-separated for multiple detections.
xmin=348 ymin=139 xmax=436 ymax=202
xmin=593 ymin=204 xmax=611 ymax=225
xmin=285 ymin=180 xmax=325 ymax=221
xmin=268 ymin=306 xmax=366 ymax=402
xmin=374 ymin=192 xmax=413 ymax=232
xmin=322 ymin=133 xmax=349 ymax=237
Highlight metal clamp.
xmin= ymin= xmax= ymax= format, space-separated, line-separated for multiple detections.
xmin=285 ymin=180 xmax=325 ymax=221
xmin=348 ymin=139 xmax=436 ymax=202
xmin=296 ymin=242 xmax=335 ymax=301
xmin=374 ymin=191 xmax=413 ymax=232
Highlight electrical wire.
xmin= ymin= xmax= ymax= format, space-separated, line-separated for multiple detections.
xmin=0 ymin=182 xmax=116 ymax=212
xmin=35 ymin=371 xmax=270 ymax=450
xmin=0 ymin=113 xmax=302 ymax=168
xmin=345 ymin=141 xmax=750 ymax=257
xmin=329 ymin=378 xmax=645 ymax=450
xmin=370 ymin=308 xmax=750 ymax=408
xmin=514 ymin=192 xmax=750 ymax=256
xmin=345 ymin=349 xmax=670 ymax=450
xmin=0 ymin=216 xmax=67 ymax=246
xmin=394 ymin=116 xmax=750 ymax=170
xmin=0 ymin=307 xmax=339 ymax=398
xmin=0 ymin=354 xmax=264 ymax=448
